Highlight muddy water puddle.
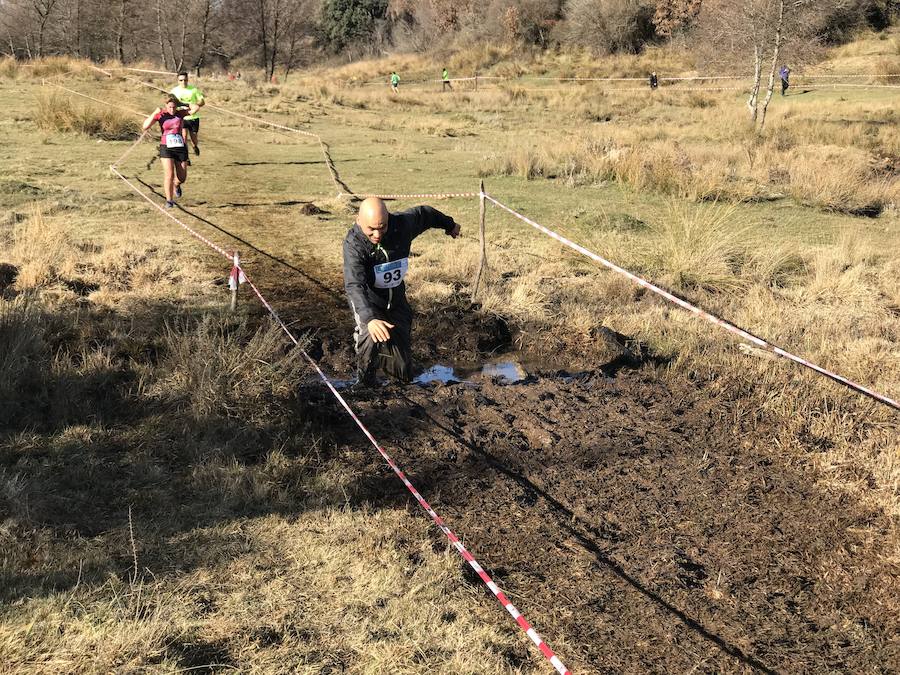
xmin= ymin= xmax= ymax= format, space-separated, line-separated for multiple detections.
xmin=319 ymin=358 xmax=615 ymax=390
xmin=414 ymin=360 xmax=529 ymax=385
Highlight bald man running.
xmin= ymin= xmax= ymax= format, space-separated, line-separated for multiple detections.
xmin=343 ymin=197 xmax=461 ymax=386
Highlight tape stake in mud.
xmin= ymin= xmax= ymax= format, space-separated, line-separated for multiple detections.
xmin=228 ymin=251 xmax=246 ymax=311
xmin=108 ymin=156 xmax=572 ymax=674
xmin=484 ymin=194 xmax=899 ymax=413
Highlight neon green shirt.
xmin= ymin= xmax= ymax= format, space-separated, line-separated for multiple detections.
xmin=170 ymin=84 xmax=205 ymax=120
xmin=390 ymin=73 xmax=400 ymax=86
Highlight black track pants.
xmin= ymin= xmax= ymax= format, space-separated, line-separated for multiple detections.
xmin=354 ymin=302 xmax=413 ymax=383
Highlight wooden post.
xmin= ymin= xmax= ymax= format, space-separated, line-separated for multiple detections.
xmin=474 ymin=71 xmax=478 ymax=92
xmin=471 ymin=180 xmax=487 ymax=303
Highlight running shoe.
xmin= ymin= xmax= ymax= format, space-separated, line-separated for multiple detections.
xmin=194 ymin=146 xmax=200 ymax=156
xmin=175 ymin=185 xmax=182 ymax=198
xmin=165 ymin=200 xmax=175 ymax=209
xmin=187 ymin=159 xmax=192 ymax=166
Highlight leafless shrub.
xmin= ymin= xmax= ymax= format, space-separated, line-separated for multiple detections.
xmin=564 ymin=0 xmax=657 ymax=54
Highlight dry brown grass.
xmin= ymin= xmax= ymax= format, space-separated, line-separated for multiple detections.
xmin=0 ymin=293 xmax=44 ymax=423
xmin=0 ymin=57 xmax=19 ymax=79
xmin=36 ymin=92 xmax=140 ymax=140
xmin=474 ymin=91 xmax=900 ymax=213
xmin=150 ymin=316 xmax=309 ymax=421
xmin=10 ymin=206 xmax=77 ymax=289
xmin=786 ymin=146 xmax=897 ymax=216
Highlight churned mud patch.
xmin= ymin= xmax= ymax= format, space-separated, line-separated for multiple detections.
xmin=327 ymin=368 xmax=900 ymax=673
xmin=185 ymin=219 xmax=899 ymax=672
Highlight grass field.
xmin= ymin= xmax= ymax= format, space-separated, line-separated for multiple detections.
xmin=1 ymin=30 xmax=899 ymax=674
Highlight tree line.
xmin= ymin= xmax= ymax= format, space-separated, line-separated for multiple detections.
xmin=0 ymin=0 xmax=896 ymax=83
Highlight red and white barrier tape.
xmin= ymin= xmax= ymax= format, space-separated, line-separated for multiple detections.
xmin=228 ymin=251 xmax=247 ymax=290
xmin=483 ymin=194 xmax=899 ymax=413
xmin=93 ymin=64 xmax=348 ymax=195
xmin=118 ymin=66 xmax=178 ymax=76
xmin=108 ymin=127 xmax=570 ymax=674
xmin=342 ymin=191 xmax=480 ymax=200
xmin=798 ymin=73 xmax=900 ymax=79
xmin=205 ymin=103 xmax=320 ymax=138
xmin=812 ymin=82 xmax=900 ymax=89
xmin=42 ymin=80 xmax=146 ymax=117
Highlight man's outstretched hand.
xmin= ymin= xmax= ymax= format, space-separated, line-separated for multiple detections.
xmin=368 ymin=319 xmax=395 ymax=343
xmin=447 ymin=222 xmax=461 ymax=238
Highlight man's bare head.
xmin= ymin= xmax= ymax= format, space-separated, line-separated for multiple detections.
xmin=357 ymin=197 xmax=390 ymax=244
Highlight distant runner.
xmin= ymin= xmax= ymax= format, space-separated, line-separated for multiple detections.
xmin=780 ymin=65 xmax=790 ymax=96
xmin=442 ymin=67 xmax=452 ymax=92
xmin=390 ymin=71 xmax=400 ymax=93
xmin=142 ymin=94 xmax=197 ymax=208
xmin=343 ymin=197 xmax=461 ymax=386
xmin=170 ymin=71 xmax=205 ymax=156
xmin=649 ymin=72 xmax=658 ymax=90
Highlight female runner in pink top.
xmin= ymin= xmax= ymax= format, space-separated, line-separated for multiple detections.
xmin=141 ymin=94 xmax=198 ymax=208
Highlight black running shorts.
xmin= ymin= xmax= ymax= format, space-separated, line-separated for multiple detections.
xmin=159 ymin=145 xmax=189 ymax=161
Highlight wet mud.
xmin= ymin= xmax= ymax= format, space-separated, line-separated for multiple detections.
xmin=342 ymin=370 xmax=900 ymax=673
xmin=225 ymin=233 xmax=900 ymax=673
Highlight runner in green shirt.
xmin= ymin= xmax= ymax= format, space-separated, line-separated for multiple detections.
xmin=390 ymin=71 xmax=399 ymax=93
xmin=170 ymin=71 xmax=205 ymax=157
xmin=442 ymin=67 xmax=452 ymax=92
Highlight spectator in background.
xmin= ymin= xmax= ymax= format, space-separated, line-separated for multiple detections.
xmin=780 ymin=65 xmax=790 ymax=96
xmin=649 ymin=72 xmax=658 ymax=90
xmin=442 ymin=67 xmax=452 ymax=92
xmin=390 ymin=71 xmax=400 ymax=93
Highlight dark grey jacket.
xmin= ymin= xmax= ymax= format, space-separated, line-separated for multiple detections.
xmin=342 ymin=206 xmax=456 ymax=325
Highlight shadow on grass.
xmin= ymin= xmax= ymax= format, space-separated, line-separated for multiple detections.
xmin=226 ymin=160 xmax=326 ymax=166
xmin=134 ymin=177 xmax=345 ymax=303
xmin=0 ymin=301 xmax=333 ymax=605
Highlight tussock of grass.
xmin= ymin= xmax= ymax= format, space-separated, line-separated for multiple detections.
xmin=30 ymin=56 xmax=96 ymax=78
xmin=0 ymin=57 xmax=19 ymax=79
xmin=872 ymin=56 xmax=900 ymax=83
xmin=787 ymin=146 xmax=896 ymax=216
xmin=0 ymin=293 xmax=45 ymax=424
xmin=11 ymin=206 xmax=76 ymax=288
xmin=151 ymin=316 xmax=309 ymax=421
xmin=645 ymin=202 xmax=752 ymax=293
xmin=36 ymin=93 xmax=139 ymax=140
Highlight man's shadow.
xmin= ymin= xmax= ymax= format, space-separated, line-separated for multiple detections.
xmin=394 ymin=390 xmax=778 ymax=675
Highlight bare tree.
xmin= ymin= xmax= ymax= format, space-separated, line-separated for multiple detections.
xmin=156 ymin=0 xmax=169 ymax=68
xmin=193 ymin=0 xmax=211 ymax=73
xmin=114 ymin=0 xmax=127 ymax=61
xmin=695 ymin=0 xmax=836 ymax=131
xmin=31 ymin=0 xmax=58 ymax=56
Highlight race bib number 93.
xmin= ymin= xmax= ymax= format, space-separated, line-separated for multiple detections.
xmin=373 ymin=257 xmax=409 ymax=289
